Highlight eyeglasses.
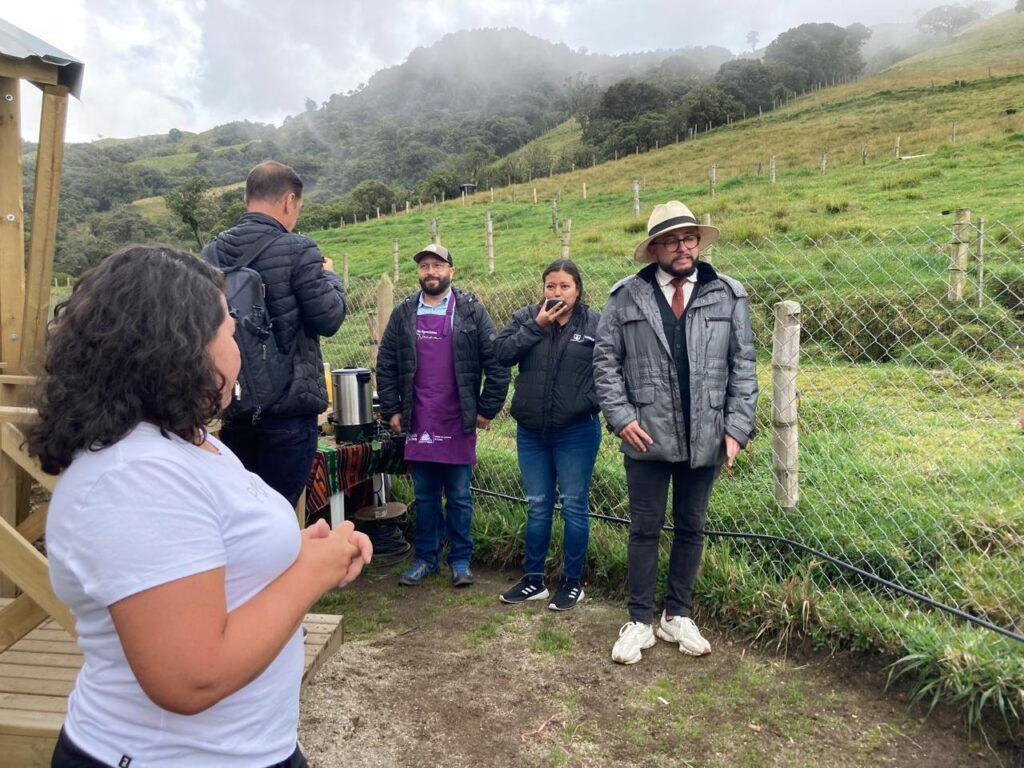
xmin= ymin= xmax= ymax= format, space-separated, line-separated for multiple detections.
xmin=654 ymin=233 xmax=700 ymax=251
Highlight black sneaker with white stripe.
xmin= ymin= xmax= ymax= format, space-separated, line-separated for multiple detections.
xmin=499 ymin=575 xmax=549 ymax=604
xmin=548 ymin=578 xmax=584 ymax=611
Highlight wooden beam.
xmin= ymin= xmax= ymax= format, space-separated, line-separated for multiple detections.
xmin=0 ymin=424 xmax=52 ymax=493
xmin=0 ymin=407 xmax=38 ymax=425
xmin=16 ymin=502 xmax=46 ymax=545
xmin=0 ymin=77 xmax=26 ymax=374
xmin=0 ymin=54 xmax=59 ymax=87
xmin=0 ymin=376 xmax=36 ymax=386
xmin=0 ymin=596 xmax=47 ymax=654
xmin=21 ymin=87 xmax=68 ymax=376
xmin=0 ymin=514 xmax=74 ymax=635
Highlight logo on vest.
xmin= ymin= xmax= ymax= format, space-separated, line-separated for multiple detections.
xmin=419 ymin=431 xmax=433 ymax=444
xmin=571 ymin=333 xmax=582 ymax=342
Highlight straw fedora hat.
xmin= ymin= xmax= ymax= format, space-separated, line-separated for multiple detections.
xmin=633 ymin=201 xmax=720 ymax=263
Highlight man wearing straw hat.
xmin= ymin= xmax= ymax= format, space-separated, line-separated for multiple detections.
xmin=594 ymin=201 xmax=758 ymax=665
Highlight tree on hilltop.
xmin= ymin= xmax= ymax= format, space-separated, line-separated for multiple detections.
xmin=746 ymin=31 xmax=760 ymax=52
xmin=166 ymin=176 xmax=215 ymax=250
xmin=764 ymin=22 xmax=870 ymax=91
xmin=916 ymin=5 xmax=982 ymax=37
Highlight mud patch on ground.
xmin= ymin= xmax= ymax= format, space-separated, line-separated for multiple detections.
xmin=300 ymin=567 xmax=1010 ymax=767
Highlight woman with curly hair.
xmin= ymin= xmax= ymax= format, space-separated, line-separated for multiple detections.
xmin=29 ymin=246 xmax=371 ymax=768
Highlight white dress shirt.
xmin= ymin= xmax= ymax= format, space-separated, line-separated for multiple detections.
xmin=655 ymin=267 xmax=697 ymax=311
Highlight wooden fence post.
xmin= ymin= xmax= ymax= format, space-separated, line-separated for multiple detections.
xmin=533 ymin=188 xmax=538 ymax=204
xmin=975 ymin=217 xmax=985 ymax=308
xmin=820 ymin=151 xmax=828 ymax=175
xmin=368 ymin=274 xmax=394 ymax=393
xmin=485 ymin=212 xmax=494 ymax=275
xmin=895 ymin=135 xmax=901 ymax=158
xmin=490 ymin=187 xmax=494 ymax=203
xmin=339 ymin=216 xmax=344 ymax=228
xmin=772 ymin=300 xmax=801 ymax=510
xmin=430 ymin=218 xmax=439 ymax=245
xmin=947 ymin=208 xmax=971 ymax=302
xmin=708 ymin=165 xmax=717 ymax=198
xmin=376 ymin=207 xmax=380 ymax=220
xmin=551 ymin=199 xmax=558 ymax=233
xmin=632 ymin=179 xmax=640 ymax=217
xmin=861 ymin=144 xmax=867 ymax=165
xmin=406 ymin=200 xmax=410 ymax=213
xmin=561 ymin=218 xmax=572 ymax=260
xmin=342 ymin=252 xmax=350 ymax=290
xmin=582 ymin=182 xmax=587 ymax=199
xmin=392 ymin=240 xmax=399 ymax=283
xmin=770 ymin=155 xmax=777 ymax=184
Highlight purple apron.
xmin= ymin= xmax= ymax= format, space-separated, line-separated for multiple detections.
xmin=404 ymin=294 xmax=477 ymax=465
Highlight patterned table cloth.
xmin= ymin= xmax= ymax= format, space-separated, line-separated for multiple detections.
xmin=304 ymin=436 xmax=408 ymax=516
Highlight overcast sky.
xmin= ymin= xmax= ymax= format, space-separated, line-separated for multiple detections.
xmin=4 ymin=0 xmax=1007 ymax=143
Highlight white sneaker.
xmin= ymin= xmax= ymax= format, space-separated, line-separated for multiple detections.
xmin=611 ymin=621 xmax=656 ymax=665
xmin=655 ymin=611 xmax=711 ymax=656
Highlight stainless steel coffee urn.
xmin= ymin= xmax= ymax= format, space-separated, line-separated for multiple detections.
xmin=331 ymin=367 xmax=374 ymax=442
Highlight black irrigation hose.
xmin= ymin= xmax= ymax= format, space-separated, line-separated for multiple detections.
xmin=469 ymin=485 xmax=1024 ymax=645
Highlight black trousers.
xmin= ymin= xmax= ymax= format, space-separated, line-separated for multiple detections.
xmin=52 ymin=727 xmax=309 ymax=768
xmin=624 ymin=457 xmax=719 ymax=624
xmin=220 ymin=413 xmax=319 ymax=506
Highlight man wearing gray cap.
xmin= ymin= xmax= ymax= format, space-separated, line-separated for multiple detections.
xmin=377 ymin=244 xmax=510 ymax=587
xmin=594 ymin=201 xmax=758 ymax=665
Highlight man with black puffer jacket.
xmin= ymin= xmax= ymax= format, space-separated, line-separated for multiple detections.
xmin=203 ymin=161 xmax=345 ymax=506
xmin=377 ymin=244 xmax=509 ymax=589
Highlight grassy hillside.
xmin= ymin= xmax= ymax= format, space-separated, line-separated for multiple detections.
xmin=304 ymin=17 xmax=1024 ymax=739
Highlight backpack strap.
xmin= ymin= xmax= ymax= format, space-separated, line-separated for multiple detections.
xmin=215 ymin=232 xmax=284 ymax=274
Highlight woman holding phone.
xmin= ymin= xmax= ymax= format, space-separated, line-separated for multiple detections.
xmin=494 ymin=260 xmax=602 ymax=610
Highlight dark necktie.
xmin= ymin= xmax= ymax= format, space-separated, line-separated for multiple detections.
xmin=671 ymin=277 xmax=686 ymax=319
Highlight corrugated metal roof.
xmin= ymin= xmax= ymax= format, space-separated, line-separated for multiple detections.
xmin=0 ymin=17 xmax=83 ymax=98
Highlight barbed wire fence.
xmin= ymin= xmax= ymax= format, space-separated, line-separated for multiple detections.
xmin=322 ymin=219 xmax=1024 ymax=675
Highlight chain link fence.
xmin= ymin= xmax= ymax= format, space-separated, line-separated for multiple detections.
xmin=322 ymin=220 xmax=1024 ymax=680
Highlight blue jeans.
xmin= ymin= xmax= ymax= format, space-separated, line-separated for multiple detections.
xmin=220 ymin=414 xmax=319 ymax=506
xmin=517 ymin=416 xmax=602 ymax=582
xmin=409 ymin=461 xmax=474 ymax=568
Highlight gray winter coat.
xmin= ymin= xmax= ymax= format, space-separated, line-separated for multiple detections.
xmin=593 ymin=262 xmax=758 ymax=466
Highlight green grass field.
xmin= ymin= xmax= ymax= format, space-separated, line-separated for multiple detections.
xmin=309 ymin=15 xmax=1024 ymax=736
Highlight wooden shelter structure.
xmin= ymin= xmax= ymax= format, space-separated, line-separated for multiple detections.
xmin=0 ymin=20 xmax=342 ymax=764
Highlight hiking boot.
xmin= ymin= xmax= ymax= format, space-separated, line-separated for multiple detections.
xmin=655 ymin=611 xmax=712 ymax=656
xmin=451 ymin=560 xmax=475 ymax=587
xmin=399 ymin=560 xmax=437 ymax=586
xmin=611 ymin=621 xmax=656 ymax=665
xmin=499 ymin=575 xmax=549 ymax=604
xmin=548 ymin=578 xmax=584 ymax=611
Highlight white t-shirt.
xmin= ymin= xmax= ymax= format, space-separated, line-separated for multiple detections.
xmin=47 ymin=422 xmax=304 ymax=768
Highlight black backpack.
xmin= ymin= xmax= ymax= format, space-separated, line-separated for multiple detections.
xmin=202 ymin=233 xmax=293 ymax=422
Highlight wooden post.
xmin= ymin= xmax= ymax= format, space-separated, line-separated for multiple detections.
xmin=461 ymin=190 xmax=466 ymax=206
xmin=757 ymin=160 xmax=763 ymax=176
xmin=770 ymin=155 xmax=777 ymax=184
xmin=700 ymin=214 xmax=712 ymax=263
xmin=490 ymin=187 xmax=494 ymax=203
xmin=485 ymin=212 xmax=494 ymax=275
xmin=21 ymin=86 xmax=68 ymax=376
xmin=0 ymin=77 xmax=26 ymax=376
xmin=632 ymin=179 xmax=640 ymax=217
xmin=976 ymin=217 xmax=985 ymax=308
xmin=861 ymin=144 xmax=867 ymax=165
xmin=708 ymin=165 xmax=717 ymax=199
xmin=430 ymin=218 xmax=439 ymax=245
xmin=820 ymin=151 xmax=827 ymax=175
xmin=376 ymin=207 xmax=380 ymax=219
xmin=391 ymin=203 xmax=396 ymax=216
xmin=368 ymin=274 xmax=394 ymax=393
xmin=342 ymin=252 xmax=350 ymax=290
xmin=406 ymin=200 xmax=410 ymax=213
xmin=951 ymin=122 xmax=957 ymax=145
xmin=895 ymin=135 xmax=901 ymax=158
xmin=772 ymin=301 xmax=801 ymax=510
xmin=561 ymin=218 xmax=572 ymax=260
xmin=339 ymin=216 xmax=344 ymax=228
xmin=582 ymin=182 xmax=587 ymax=199
xmin=551 ymin=199 xmax=558 ymax=233
xmin=392 ymin=240 xmax=399 ymax=283
xmin=947 ymin=208 xmax=971 ymax=302
xmin=533 ymin=187 xmax=538 ymax=204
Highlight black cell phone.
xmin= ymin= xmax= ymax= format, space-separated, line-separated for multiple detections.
xmin=544 ymin=298 xmax=566 ymax=311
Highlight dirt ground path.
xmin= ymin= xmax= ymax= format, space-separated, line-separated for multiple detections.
xmin=299 ymin=566 xmax=1011 ymax=768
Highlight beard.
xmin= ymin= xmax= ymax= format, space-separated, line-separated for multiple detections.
xmin=659 ymin=257 xmax=697 ymax=279
xmin=419 ymin=274 xmax=452 ymax=296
